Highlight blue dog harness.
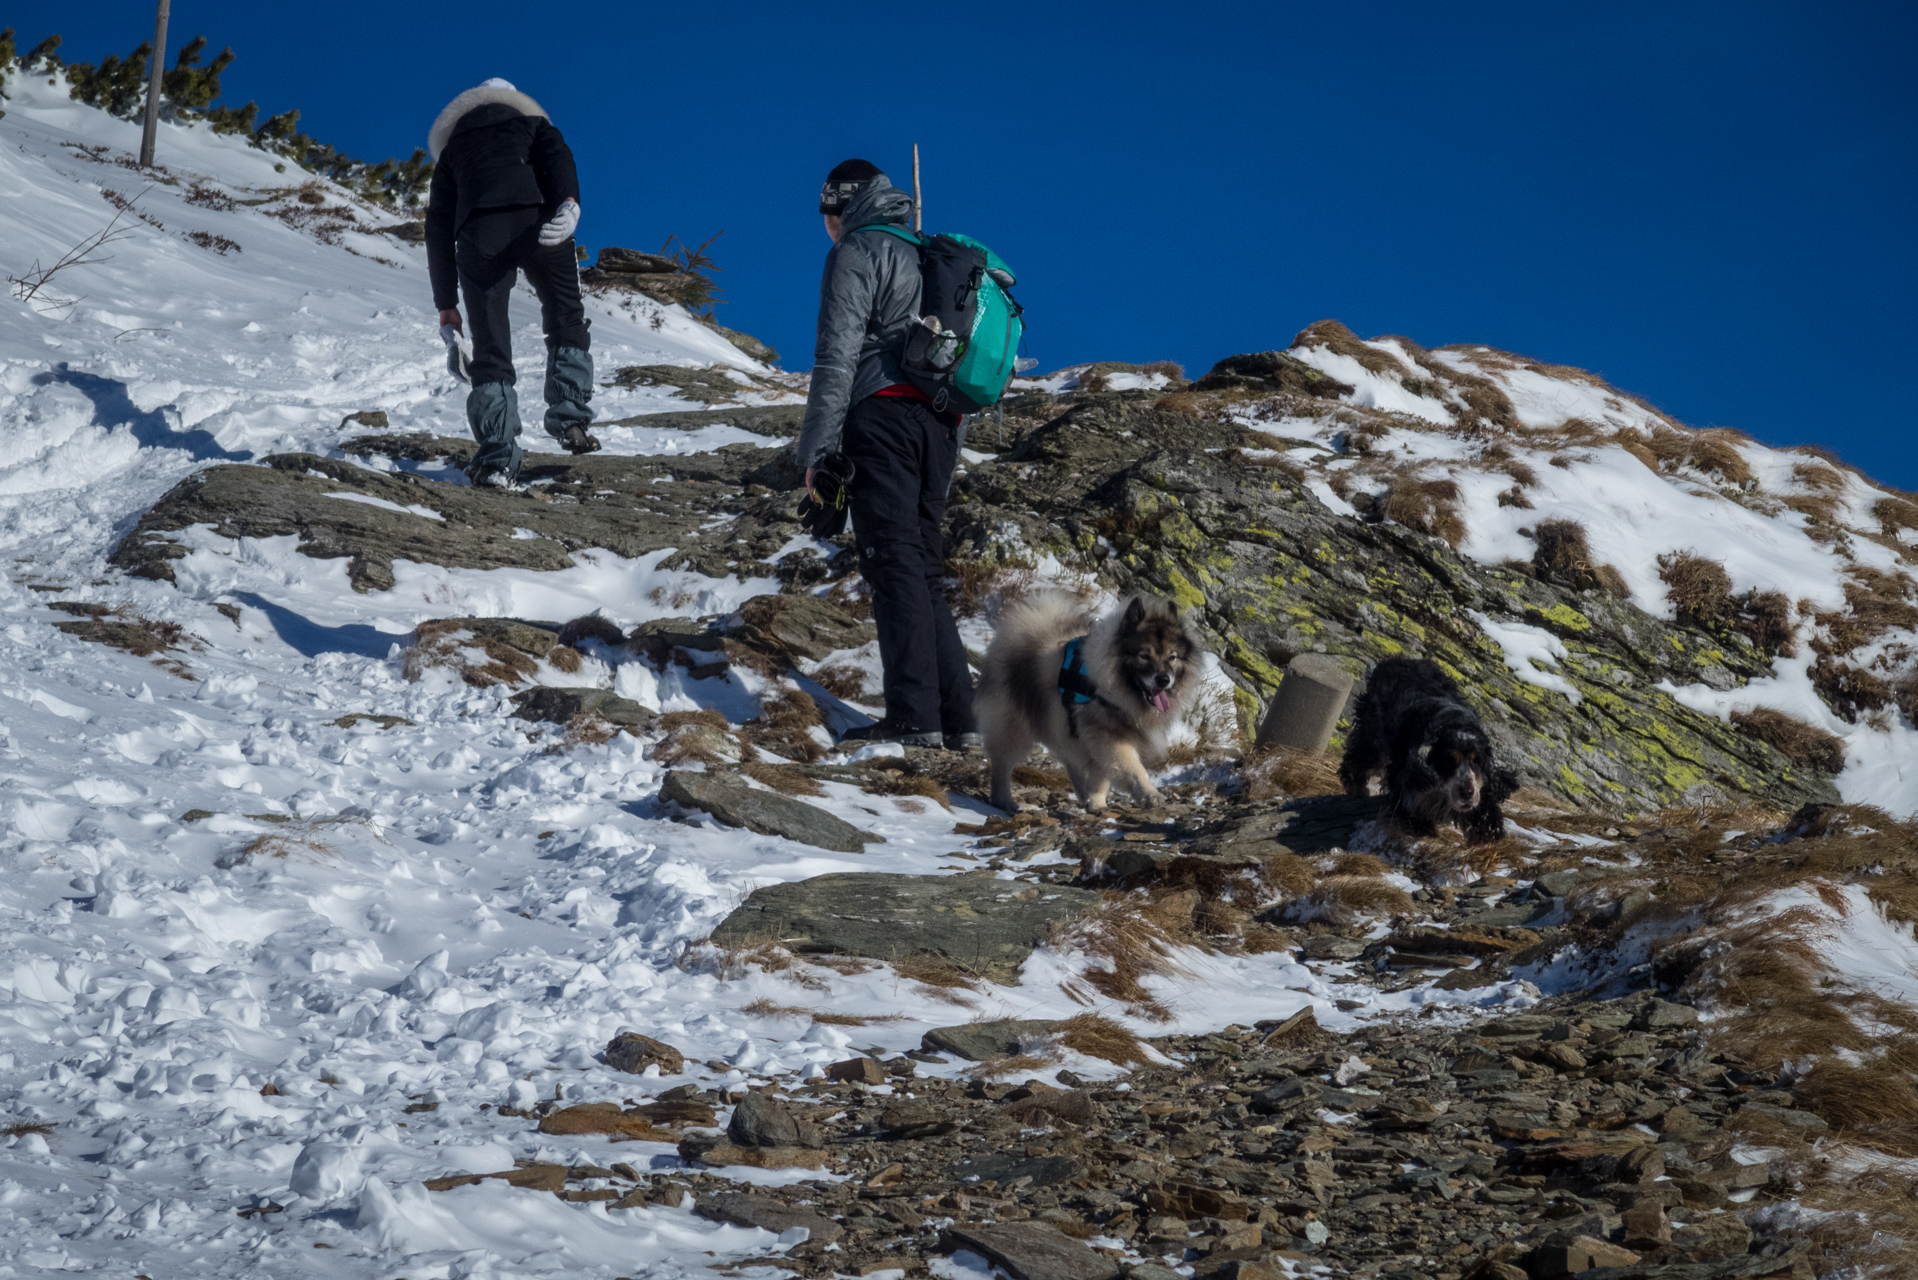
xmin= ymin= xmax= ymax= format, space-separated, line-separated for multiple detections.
xmin=1059 ymin=636 xmax=1118 ymax=737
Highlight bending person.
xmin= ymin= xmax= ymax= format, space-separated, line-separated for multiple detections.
xmin=425 ymin=77 xmax=598 ymax=488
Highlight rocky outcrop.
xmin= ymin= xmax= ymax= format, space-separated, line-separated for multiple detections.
xmin=709 ymin=872 xmax=1103 ymax=983
xmin=660 ymin=770 xmax=881 ymax=853
xmin=947 ymin=395 xmax=1839 ymax=813
xmin=111 ymin=433 xmax=809 ymax=592
xmin=510 ymin=686 xmax=653 ymax=729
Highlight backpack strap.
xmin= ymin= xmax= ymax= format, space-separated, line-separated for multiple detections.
xmin=853 ymin=224 xmax=924 ymax=248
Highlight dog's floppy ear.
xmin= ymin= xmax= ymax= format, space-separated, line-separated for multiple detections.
xmin=1123 ymin=597 xmax=1147 ymax=629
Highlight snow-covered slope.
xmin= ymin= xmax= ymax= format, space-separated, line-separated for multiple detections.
xmin=1234 ymin=322 xmax=1918 ymax=810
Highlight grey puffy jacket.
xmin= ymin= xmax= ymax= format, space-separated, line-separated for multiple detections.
xmin=797 ymin=176 xmax=923 ymax=467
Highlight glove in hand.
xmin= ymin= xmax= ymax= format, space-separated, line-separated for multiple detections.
xmin=538 ymin=199 xmax=580 ymax=247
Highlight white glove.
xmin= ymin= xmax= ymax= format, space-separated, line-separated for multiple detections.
xmin=440 ymin=324 xmax=471 ymax=384
xmin=538 ymin=198 xmax=580 ymax=247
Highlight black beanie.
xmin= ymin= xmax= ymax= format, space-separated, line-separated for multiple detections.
xmin=820 ymin=158 xmax=882 ymax=215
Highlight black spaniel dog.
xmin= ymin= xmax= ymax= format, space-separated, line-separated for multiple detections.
xmin=1339 ymin=657 xmax=1518 ymax=844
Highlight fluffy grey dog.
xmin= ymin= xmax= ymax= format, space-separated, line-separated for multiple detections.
xmin=978 ymin=591 xmax=1204 ymax=813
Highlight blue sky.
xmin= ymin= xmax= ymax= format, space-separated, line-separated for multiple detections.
xmin=11 ymin=1 xmax=1917 ymax=484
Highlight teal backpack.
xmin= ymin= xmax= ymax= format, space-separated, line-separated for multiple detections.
xmin=857 ymin=225 xmax=1024 ymax=414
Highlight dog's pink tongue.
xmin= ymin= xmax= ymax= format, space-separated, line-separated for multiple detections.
xmin=1150 ymin=690 xmax=1172 ymax=712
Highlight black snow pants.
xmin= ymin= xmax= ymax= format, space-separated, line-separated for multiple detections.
xmin=842 ymin=394 xmax=977 ymax=736
xmin=456 ymin=207 xmax=592 ymax=477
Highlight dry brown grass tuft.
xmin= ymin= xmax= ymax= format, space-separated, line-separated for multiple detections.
xmin=1811 ymin=656 xmax=1891 ymax=722
xmin=861 ymin=772 xmax=953 ymax=811
xmin=652 ymin=708 xmax=745 ymax=766
xmin=1243 ymin=745 xmax=1343 ymax=800
xmin=738 ymin=998 xmax=902 ymax=1027
xmin=552 ymin=716 xmax=625 ymax=750
xmin=1531 ymin=518 xmax=1629 ymax=596
xmin=1874 ymin=496 xmax=1918 ymax=536
xmin=1013 ymin=764 xmax=1072 ymax=791
xmin=1220 ymin=446 xmax=1305 ymax=480
xmin=1792 ymin=461 xmax=1847 ymax=493
xmin=809 ymin=663 xmax=874 ymax=703
xmin=946 ymin=556 xmax=1040 ymax=620
xmin=1734 ymin=589 xmax=1797 ymax=657
xmin=1381 ymin=476 xmax=1465 ymax=546
xmin=1292 ymin=319 xmax=1402 ymax=379
xmin=1612 ymin=429 xmax=1661 ymax=473
xmin=1814 ymin=568 xmax=1918 ymax=659
xmin=890 ymin=953 xmax=984 ymax=993
xmin=1055 ymin=1013 xmax=1153 ymax=1068
xmin=1657 ymin=551 xmax=1734 ymax=629
xmin=1154 ymin=387 xmax=1260 ymax=417
xmin=1730 ymin=708 xmax=1845 ymax=772
xmin=1288 ymin=875 xmax=1414 ymax=926
xmin=1479 ymin=445 xmax=1539 ymax=489
xmin=1783 ymin=1163 xmax=1918 ymax=1279
xmin=1795 ymin=1037 xmax=1918 ymax=1157
xmin=1690 ymin=430 xmax=1755 ymax=485
xmin=1 ymin=1121 xmax=53 ymax=1139
xmin=824 ymin=575 xmax=874 ymax=621
xmin=740 ymin=687 xmax=827 ymax=763
xmin=1050 ymin=896 xmax=1198 ymax=1022
xmin=404 ymin=620 xmax=543 ymax=688
xmin=1784 ymin=491 xmax=1844 ymax=531
xmin=1324 ymin=851 xmax=1391 ymax=878
xmin=1261 ymin=851 xmax=1317 ymax=900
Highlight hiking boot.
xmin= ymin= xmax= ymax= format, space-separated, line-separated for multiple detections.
xmin=944 ymin=731 xmax=984 ymax=752
xmin=465 ymin=463 xmax=526 ymax=492
xmin=553 ymin=424 xmax=601 ymax=456
xmin=840 ymin=720 xmax=943 ymax=749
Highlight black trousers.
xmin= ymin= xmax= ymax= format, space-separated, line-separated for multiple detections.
xmin=456 ymin=208 xmax=590 ymax=386
xmin=843 ymin=395 xmax=976 ymax=735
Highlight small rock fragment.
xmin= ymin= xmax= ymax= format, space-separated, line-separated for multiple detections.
xmin=604 ymin=1031 xmax=684 ymax=1075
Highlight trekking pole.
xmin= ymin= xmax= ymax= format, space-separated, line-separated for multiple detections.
xmin=139 ymin=0 xmax=171 ymax=168
xmin=912 ymin=144 xmax=922 ymax=233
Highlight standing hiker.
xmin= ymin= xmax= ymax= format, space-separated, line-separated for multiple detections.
xmin=425 ymin=78 xmax=599 ymax=488
xmin=798 ymin=159 xmax=979 ymax=750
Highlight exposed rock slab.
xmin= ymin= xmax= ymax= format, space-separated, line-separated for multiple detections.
xmin=510 ymin=686 xmax=654 ymax=729
xmin=660 ymin=770 xmax=880 ymax=853
xmin=112 ymin=436 xmax=805 ymax=592
xmin=710 ymin=874 xmax=1101 ymax=983
xmin=695 ymin=1192 xmax=845 ymax=1243
xmin=940 ymin=1222 xmax=1122 ymax=1280
xmin=922 ymin=1018 xmax=1061 ymax=1062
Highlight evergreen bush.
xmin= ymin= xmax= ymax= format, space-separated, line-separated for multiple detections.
xmin=21 ymin=34 xmax=62 ymax=73
xmin=0 ymin=28 xmax=17 ymax=99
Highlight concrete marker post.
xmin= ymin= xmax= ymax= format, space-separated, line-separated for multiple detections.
xmin=1255 ymin=654 xmax=1356 ymax=755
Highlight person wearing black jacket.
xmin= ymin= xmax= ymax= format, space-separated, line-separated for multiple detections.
xmin=425 ymin=78 xmax=598 ymax=487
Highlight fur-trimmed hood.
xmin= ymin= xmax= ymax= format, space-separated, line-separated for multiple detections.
xmin=428 ymin=85 xmax=549 ymax=161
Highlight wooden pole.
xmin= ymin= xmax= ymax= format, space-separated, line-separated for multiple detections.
xmin=138 ymin=0 xmax=170 ymax=168
xmin=912 ymin=143 xmax=922 ymax=232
